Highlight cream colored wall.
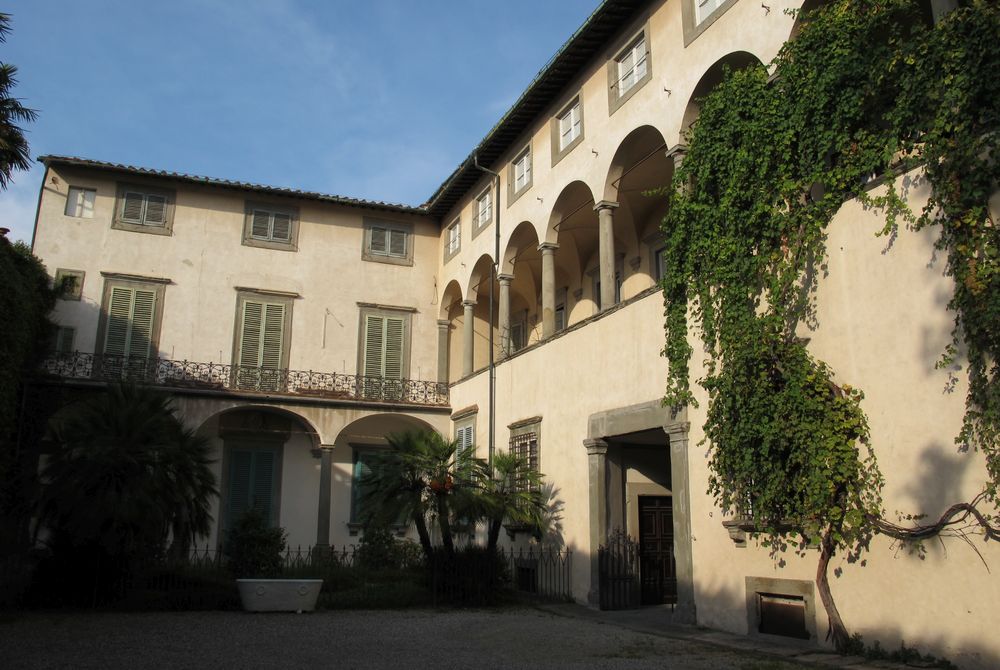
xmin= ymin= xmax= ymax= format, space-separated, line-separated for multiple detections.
xmin=440 ymin=1 xmax=998 ymax=665
xmin=34 ymin=166 xmax=442 ymax=383
xmin=435 ymin=0 xmax=800 ymax=301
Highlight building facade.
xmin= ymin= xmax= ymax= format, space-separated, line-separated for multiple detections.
xmin=30 ymin=0 xmax=998 ymax=667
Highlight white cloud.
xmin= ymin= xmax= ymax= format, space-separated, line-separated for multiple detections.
xmin=0 ymin=164 xmax=43 ymax=245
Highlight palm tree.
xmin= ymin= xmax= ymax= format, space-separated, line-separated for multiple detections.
xmin=478 ymin=450 xmax=546 ymax=553
xmin=0 ymin=14 xmax=37 ymax=189
xmin=361 ymin=430 xmax=481 ymax=561
xmin=36 ymin=384 xmax=217 ymax=577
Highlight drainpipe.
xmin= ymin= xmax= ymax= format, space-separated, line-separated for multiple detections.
xmin=472 ymin=153 xmax=500 ymax=468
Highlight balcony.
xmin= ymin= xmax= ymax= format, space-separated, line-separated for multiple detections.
xmin=38 ymin=352 xmax=450 ymax=407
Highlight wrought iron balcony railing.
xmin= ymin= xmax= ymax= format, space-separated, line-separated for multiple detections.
xmin=38 ymin=352 xmax=450 ymax=407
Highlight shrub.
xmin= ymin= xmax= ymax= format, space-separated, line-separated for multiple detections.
xmin=226 ymin=508 xmax=286 ymax=579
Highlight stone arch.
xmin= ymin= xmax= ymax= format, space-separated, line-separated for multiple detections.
xmin=466 ymin=253 xmax=496 ymax=304
xmin=195 ymin=403 xmax=322 ymax=450
xmin=439 ymin=278 xmax=463 ymax=321
xmin=679 ymin=51 xmax=766 ymax=144
xmin=466 ymin=253 xmax=500 ymax=372
xmin=502 ymin=220 xmax=539 ymax=276
xmin=333 ymin=412 xmax=439 ymax=448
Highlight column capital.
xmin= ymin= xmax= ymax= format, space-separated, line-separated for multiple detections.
xmin=665 ymin=143 xmax=688 ymax=161
xmin=593 ymin=200 xmax=619 ymax=212
xmin=437 ymin=318 xmax=451 ymax=328
xmin=662 ymin=421 xmax=691 ymax=439
xmin=497 ymin=272 xmax=514 ymax=283
xmin=462 ymin=299 xmax=477 ymax=308
xmin=537 ymin=241 xmax=559 ymax=253
xmin=583 ymin=437 xmax=609 ymax=456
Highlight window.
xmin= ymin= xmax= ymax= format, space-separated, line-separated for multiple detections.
xmin=53 ymin=326 xmax=75 ymax=353
xmin=510 ymin=314 xmax=527 ymax=352
xmin=65 ymin=187 xmax=95 ymax=218
xmin=508 ymin=418 xmax=541 ymax=499
xmin=473 ymin=188 xmax=493 ymax=234
xmin=654 ymin=247 xmax=667 ymax=282
xmin=95 ymin=275 xmax=167 ymax=368
xmin=551 ymin=95 xmax=584 ymax=165
xmin=363 ymin=218 xmax=413 ymax=266
xmin=696 ymin=0 xmax=727 ymax=25
xmin=455 ymin=418 xmax=475 ymax=458
xmin=359 ymin=307 xmax=412 ymax=400
xmin=242 ymin=201 xmax=298 ymax=251
xmin=225 ymin=445 xmax=281 ymax=531
xmin=608 ymin=27 xmax=651 ymax=113
xmin=233 ymin=290 xmax=294 ymax=392
xmin=54 ymin=268 xmax=85 ymax=300
xmin=508 ymin=144 xmax=533 ymax=204
xmin=555 ymin=287 xmax=568 ymax=332
xmin=445 ymin=218 xmax=461 ymax=261
xmin=112 ymin=183 xmax=175 ymax=235
xmin=350 ymin=447 xmax=407 ymax=531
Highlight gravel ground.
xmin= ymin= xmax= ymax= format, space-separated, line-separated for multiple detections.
xmin=0 ymin=608 xmax=802 ymax=670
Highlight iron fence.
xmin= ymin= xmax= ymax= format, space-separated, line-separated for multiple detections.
xmin=38 ymin=352 xmax=449 ymax=406
xmin=171 ymin=543 xmax=572 ymax=601
xmin=598 ymin=529 xmax=640 ymax=610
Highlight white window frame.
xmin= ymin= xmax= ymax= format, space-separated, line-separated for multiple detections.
xmin=445 ymin=217 xmax=461 ymax=261
xmin=65 ymin=186 xmax=95 ymax=218
xmin=696 ymin=0 xmax=726 ymax=25
xmin=513 ymin=148 xmax=531 ymax=193
xmin=558 ymin=100 xmax=582 ymax=151
xmin=474 ymin=188 xmax=493 ymax=233
xmin=617 ymin=35 xmax=648 ymax=97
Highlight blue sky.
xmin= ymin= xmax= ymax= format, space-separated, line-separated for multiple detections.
xmin=0 ymin=0 xmax=601 ymax=243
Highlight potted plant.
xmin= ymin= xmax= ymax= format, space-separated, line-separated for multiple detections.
xmin=227 ymin=509 xmax=322 ymax=613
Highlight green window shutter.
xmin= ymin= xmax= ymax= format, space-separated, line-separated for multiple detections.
xmin=104 ymin=286 xmax=156 ymax=357
xmin=144 ymin=194 xmax=167 ymax=225
xmin=351 ymin=451 xmax=375 ymax=523
xmin=227 ymin=450 xmax=253 ymax=529
xmin=364 ymin=315 xmax=385 ymax=377
xmin=252 ymin=449 xmax=277 ymax=524
xmin=121 ymin=192 xmax=144 ymax=223
xmin=227 ymin=448 xmax=278 ymax=529
xmin=251 ymin=210 xmax=271 ymax=238
xmin=260 ymin=303 xmax=285 ymax=369
xmin=384 ymin=317 xmax=404 ymax=380
xmin=104 ymin=287 xmax=133 ymax=355
xmin=239 ymin=301 xmax=263 ymax=367
xmin=271 ymin=213 xmax=291 ymax=241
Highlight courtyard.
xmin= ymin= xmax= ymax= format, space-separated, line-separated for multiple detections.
xmin=0 ymin=607 xmax=809 ymax=670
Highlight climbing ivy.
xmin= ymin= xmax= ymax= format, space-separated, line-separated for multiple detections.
xmin=660 ymin=0 xmax=999 ymax=649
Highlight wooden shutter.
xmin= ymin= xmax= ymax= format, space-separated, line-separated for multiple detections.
xmin=252 ymin=449 xmax=277 ymax=524
xmin=121 ymin=192 xmax=144 ymax=223
xmin=352 ymin=451 xmax=375 ymax=522
xmin=104 ymin=286 xmax=155 ymax=357
xmin=260 ymin=303 xmax=285 ymax=369
xmin=384 ymin=317 xmax=404 ymax=380
xmin=251 ymin=210 xmax=271 ymax=238
xmin=227 ymin=449 xmax=277 ymax=529
xmin=364 ymin=315 xmax=385 ymax=377
xmin=239 ymin=301 xmax=263 ymax=367
xmin=144 ymin=194 xmax=167 ymax=225
xmin=369 ymin=227 xmax=387 ymax=255
xmin=271 ymin=213 xmax=291 ymax=241
xmin=387 ymin=228 xmax=406 ymax=257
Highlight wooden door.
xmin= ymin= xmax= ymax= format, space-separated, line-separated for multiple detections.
xmin=638 ymin=496 xmax=677 ymax=605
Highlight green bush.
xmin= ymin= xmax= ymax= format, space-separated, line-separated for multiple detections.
xmin=226 ymin=508 xmax=286 ymax=579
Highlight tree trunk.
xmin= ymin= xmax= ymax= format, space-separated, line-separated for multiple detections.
xmin=816 ymin=525 xmax=851 ymax=652
xmin=486 ymin=517 xmax=502 ymax=553
xmin=412 ymin=502 xmax=433 ymax=562
xmin=436 ymin=492 xmax=454 ymax=558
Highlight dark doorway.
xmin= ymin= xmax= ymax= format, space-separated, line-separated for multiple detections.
xmin=638 ymin=496 xmax=676 ymax=605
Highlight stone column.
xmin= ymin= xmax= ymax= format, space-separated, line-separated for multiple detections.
xmin=594 ymin=201 xmax=619 ymax=311
xmin=462 ymin=300 xmax=476 ymax=377
xmin=316 ymin=444 xmax=335 ymax=547
xmin=436 ymin=319 xmax=450 ymax=383
xmin=664 ymin=417 xmax=696 ymax=624
xmin=498 ymin=273 xmax=513 ymax=358
xmin=538 ymin=242 xmax=558 ymax=338
xmin=666 ymin=145 xmax=688 ymax=195
xmin=584 ymin=437 xmax=609 ymax=607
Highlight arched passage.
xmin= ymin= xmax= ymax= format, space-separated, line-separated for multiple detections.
xmin=197 ymin=405 xmax=324 ymax=551
xmin=439 ymin=279 xmax=464 ymax=384
xmin=466 ymin=254 xmax=499 ymax=374
xmin=331 ymin=412 xmax=439 ymax=542
xmin=501 ymin=221 xmax=542 ymax=354
xmin=603 ymin=125 xmax=673 ymax=296
xmin=679 ymin=51 xmax=765 ymax=142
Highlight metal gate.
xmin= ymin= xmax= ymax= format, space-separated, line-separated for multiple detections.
xmin=598 ymin=529 xmax=640 ymax=610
